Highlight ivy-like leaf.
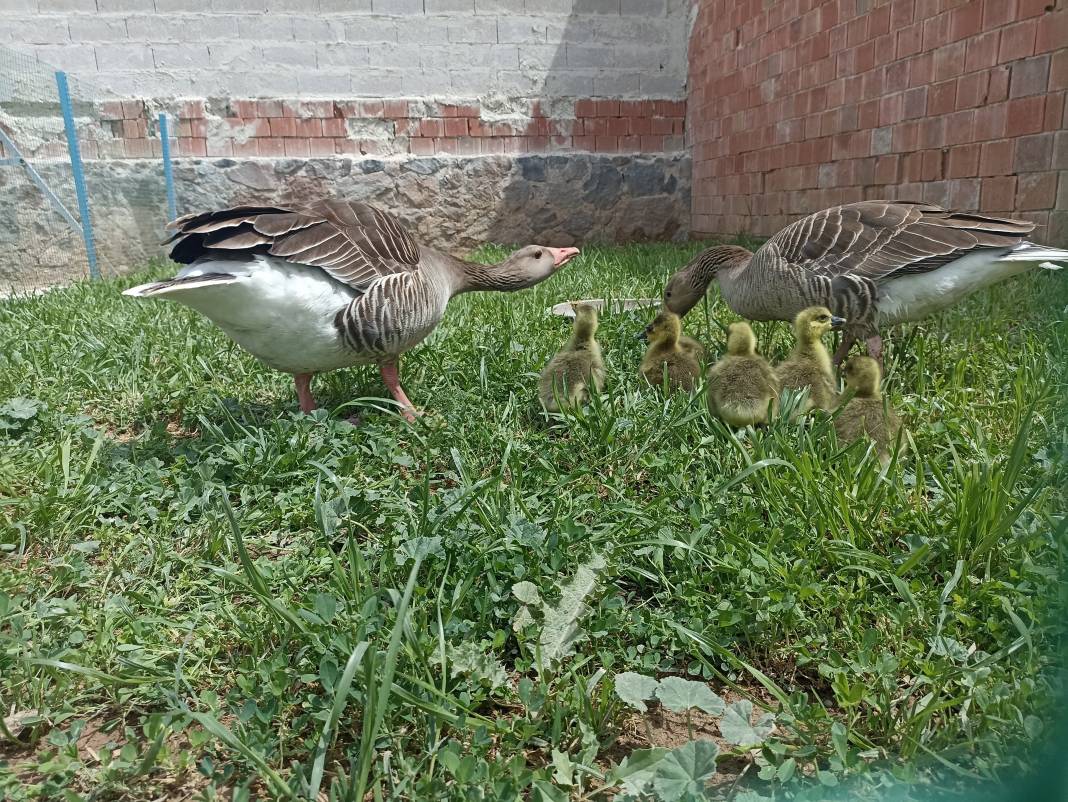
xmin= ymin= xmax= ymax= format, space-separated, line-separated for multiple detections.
xmin=394 ymin=535 xmax=444 ymax=565
xmin=0 ymin=397 xmax=41 ymax=421
xmin=614 ymin=672 xmax=661 ymax=713
xmin=537 ymin=554 xmax=605 ymax=673
xmin=655 ymin=677 xmax=725 ymax=715
xmin=512 ymin=581 xmax=542 ymax=605
xmin=718 ymin=700 xmax=775 ymax=748
xmin=649 ymin=740 xmax=719 ymax=802
xmin=443 ymin=642 xmax=508 ymax=689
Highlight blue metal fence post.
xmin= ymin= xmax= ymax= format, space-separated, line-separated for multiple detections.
xmin=55 ymin=70 xmax=99 ymax=280
xmin=159 ymin=112 xmax=177 ymax=224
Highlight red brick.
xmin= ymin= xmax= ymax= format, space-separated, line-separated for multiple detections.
xmin=922 ymin=12 xmax=950 ymax=50
xmin=269 ymin=117 xmax=296 ymax=137
xmin=983 ymin=0 xmax=1017 ymax=29
xmin=255 ymin=137 xmax=284 ymax=157
xmin=455 ymin=137 xmax=480 ymax=156
xmin=973 ymin=101 xmax=1008 ymax=140
xmin=100 ymin=100 xmax=124 ymax=120
xmin=1052 ymin=50 xmax=1068 ymax=91
xmin=875 ymin=154 xmax=900 ymax=183
xmin=334 ymin=138 xmax=357 ymax=155
xmin=897 ymin=22 xmax=923 ymax=58
xmin=295 ymin=118 xmax=322 ymax=137
xmin=915 ymin=0 xmax=940 ymax=19
xmin=441 ymin=103 xmax=479 ymax=118
xmin=947 ymin=143 xmax=980 ymax=177
xmin=998 ymin=20 xmax=1037 ymax=64
xmin=282 ymin=138 xmax=309 ymax=157
xmin=1014 ymin=132 xmax=1053 ymax=171
xmin=321 ymin=118 xmax=346 ymax=137
xmin=607 ymin=117 xmax=630 ymax=136
xmin=356 ymin=100 xmax=384 ymax=118
xmin=945 ymin=109 xmax=976 ymax=145
xmin=921 ymin=148 xmax=944 ymax=180
xmin=1005 ymin=95 xmax=1046 ymax=136
xmin=383 ymin=100 xmax=407 ymax=118
xmin=1035 ymin=11 xmax=1068 ymax=54
xmin=640 ymin=134 xmax=665 ymax=151
xmin=650 ymin=117 xmax=675 ymax=135
xmin=949 ymin=2 xmax=983 ymax=41
xmin=859 ymin=99 xmax=880 ymax=129
xmin=443 ymin=117 xmax=468 ymax=137
xmin=180 ymin=100 xmax=206 ymax=119
xmin=893 ymin=119 xmax=921 ymax=151
xmin=121 ymin=100 xmax=144 ymax=119
xmin=655 ymin=100 xmax=686 ymax=116
xmin=933 ymin=41 xmax=967 ymax=82
xmin=574 ymin=99 xmax=596 ymax=118
xmin=927 ymin=80 xmax=956 ymax=115
xmin=920 ymin=116 xmax=947 ymax=148
xmin=420 ymin=118 xmax=445 ymax=137
xmin=594 ymin=135 xmax=619 ymax=152
xmin=1018 ymin=0 xmax=1050 ymax=17
xmin=956 ymin=71 xmax=988 ymax=109
xmin=949 ymin=177 xmax=981 ymax=210
xmin=1010 ymin=54 xmax=1051 ymax=97
xmin=232 ymin=99 xmax=257 ymax=119
xmin=979 ymin=139 xmax=1014 ymax=175
xmin=902 ymin=151 xmax=924 ymax=182
xmin=595 ymin=100 xmax=621 ymax=117
xmin=880 ymin=92 xmax=905 ymax=126
xmin=256 ymin=100 xmax=282 ymax=118
xmin=891 ymin=0 xmax=915 ymax=29
xmin=965 ymin=29 xmax=1000 ymax=73
xmin=980 ymin=175 xmax=1017 ymax=210
xmin=308 ymin=138 xmax=336 ymax=157
xmin=1017 ymin=172 xmax=1057 ymax=209
xmin=869 ymin=4 xmax=892 ymax=36
xmin=409 ymin=137 xmax=434 ymax=156
xmin=910 ymin=51 xmax=934 ymax=86
xmin=619 ymin=135 xmax=642 ymax=152
xmin=1054 ymin=131 xmax=1068 ymax=169
xmin=987 ymin=65 xmax=1010 ymax=102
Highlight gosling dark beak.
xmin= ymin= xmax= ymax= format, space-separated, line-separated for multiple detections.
xmin=638 ymin=330 xmax=649 ymax=342
xmin=831 ymin=316 xmax=846 ymax=330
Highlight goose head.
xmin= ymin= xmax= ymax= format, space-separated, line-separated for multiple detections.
xmin=793 ymin=306 xmax=845 ymax=343
xmin=725 ymin=321 xmax=758 ymax=356
xmin=663 ymin=245 xmax=754 ymax=315
xmin=638 ymin=310 xmax=682 ymax=348
xmin=842 ymin=356 xmax=881 ymax=397
xmin=502 ymin=245 xmax=579 ymax=288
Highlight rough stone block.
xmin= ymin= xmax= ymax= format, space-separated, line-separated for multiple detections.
xmin=96 ymin=43 xmax=154 ymax=69
xmin=15 ymin=18 xmax=72 ymax=44
xmin=448 ymin=18 xmax=497 ymax=43
xmin=497 ymin=17 xmax=547 ymax=43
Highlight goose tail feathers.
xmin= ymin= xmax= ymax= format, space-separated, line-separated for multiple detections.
xmin=123 ymin=273 xmax=240 ymax=298
xmin=1003 ymin=243 xmax=1068 ymax=264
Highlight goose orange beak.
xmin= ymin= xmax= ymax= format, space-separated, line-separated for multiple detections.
xmin=548 ymin=247 xmax=580 ymax=268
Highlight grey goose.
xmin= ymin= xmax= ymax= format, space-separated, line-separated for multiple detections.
xmin=663 ymin=201 xmax=1068 ymax=364
xmin=124 ymin=199 xmax=579 ymax=421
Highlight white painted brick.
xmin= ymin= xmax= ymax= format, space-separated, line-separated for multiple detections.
xmin=95 ymin=42 xmax=154 ymax=69
xmin=543 ymin=70 xmax=593 ymax=96
xmin=426 ymin=0 xmax=472 ymax=10
xmin=33 ymin=44 xmax=97 ymax=71
xmin=493 ymin=69 xmax=539 ymax=93
xmin=68 ymin=17 xmax=128 ymax=41
xmin=293 ymin=17 xmax=342 ymax=40
xmin=98 ymin=0 xmax=155 ymax=11
xmin=320 ymin=0 xmax=372 ymax=11
xmin=262 ymin=43 xmax=318 ymax=67
xmin=1 ymin=0 xmax=39 ymax=11
xmin=37 ymin=0 xmax=96 ymax=12
xmin=153 ymin=43 xmax=209 ymax=68
xmin=212 ymin=0 xmax=267 ymax=11
xmin=400 ymin=16 xmax=450 ymax=43
xmin=228 ymin=70 xmax=300 ymax=95
xmin=207 ymin=42 xmax=260 ymax=69
xmin=182 ymin=15 xmax=242 ymax=40
xmin=551 ymin=18 xmax=596 ymax=43
xmin=405 ymin=69 xmax=451 ymax=93
xmin=638 ymin=72 xmax=682 ymax=95
xmin=564 ymin=44 xmax=614 ymax=68
xmin=621 ymin=0 xmax=665 ymax=14
xmin=298 ymin=70 xmax=353 ymax=94
xmin=10 ymin=17 xmax=70 ymax=44
xmin=267 ymin=0 xmax=320 ymax=10
xmin=154 ymin=0 xmax=212 ymax=10
xmin=572 ymin=0 xmax=618 ymax=13
xmin=593 ymin=71 xmax=639 ymax=94
xmin=352 ymin=69 xmax=406 ymax=96
xmin=447 ymin=18 xmax=496 ymax=43
xmin=369 ymin=43 xmax=427 ymax=67
xmin=343 ymin=18 xmax=398 ymax=42
xmin=474 ymin=0 xmax=520 ymax=12
xmin=422 ymin=44 xmax=516 ymax=69
xmin=448 ymin=68 xmax=494 ymax=93
xmin=372 ymin=0 xmax=423 ymax=13
xmin=533 ymin=0 xmax=572 ymax=12
xmin=238 ymin=15 xmax=294 ymax=40
xmin=496 ymin=17 xmax=545 ymax=43
xmin=316 ymin=42 xmax=370 ymax=66
xmin=594 ymin=17 xmax=673 ymax=43
xmin=517 ymin=44 xmax=558 ymax=70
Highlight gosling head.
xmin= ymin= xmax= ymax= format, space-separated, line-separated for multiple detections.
xmin=793 ymin=306 xmax=846 ymax=342
xmin=570 ymin=302 xmax=599 ymax=339
xmin=663 ymin=245 xmax=754 ymax=316
xmin=638 ymin=310 xmax=682 ymax=347
xmin=842 ymin=356 xmax=881 ymax=397
xmin=725 ymin=321 xmax=758 ymax=356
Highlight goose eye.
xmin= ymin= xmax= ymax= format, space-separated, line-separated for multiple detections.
xmin=665 ymin=290 xmax=672 ymax=298
xmin=534 ymin=250 xmax=543 ymax=259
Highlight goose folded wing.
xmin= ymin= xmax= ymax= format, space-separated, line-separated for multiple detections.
xmin=767 ymin=201 xmax=1034 ymax=282
xmin=165 ymin=199 xmax=421 ymax=289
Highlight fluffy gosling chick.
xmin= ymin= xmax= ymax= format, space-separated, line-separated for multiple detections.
xmin=775 ymin=306 xmax=845 ymax=414
xmin=679 ymin=333 xmax=705 ymax=362
xmin=539 ymin=303 xmax=606 ymax=411
xmin=834 ymin=356 xmax=903 ymax=465
xmin=639 ymin=311 xmax=702 ymax=392
xmin=707 ymin=322 xmax=780 ymax=427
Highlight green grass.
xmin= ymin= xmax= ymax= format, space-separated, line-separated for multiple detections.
xmin=0 ymin=243 xmax=1066 ymax=801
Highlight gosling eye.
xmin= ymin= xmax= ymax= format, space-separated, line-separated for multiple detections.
xmin=665 ymin=290 xmax=673 ymax=298
xmin=534 ymin=250 xmax=543 ymax=259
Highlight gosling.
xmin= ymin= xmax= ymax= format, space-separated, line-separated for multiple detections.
xmin=707 ymin=321 xmax=780 ymax=427
xmin=539 ymin=303 xmax=606 ymax=412
xmin=775 ymin=306 xmax=844 ymax=415
xmin=834 ymin=356 xmax=903 ymax=465
xmin=639 ymin=311 xmax=702 ymax=392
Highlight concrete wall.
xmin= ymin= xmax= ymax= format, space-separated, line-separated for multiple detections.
xmin=1 ymin=0 xmax=695 ymax=291
xmin=688 ymin=0 xmax=1068 ymax=245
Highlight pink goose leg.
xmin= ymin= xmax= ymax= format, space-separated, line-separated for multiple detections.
xmin=379 ymin=361 xmax=418 ymax=423
xmin=832 ymin=333 xmax=856 ymax=367
xmin=294 ymin=373 xmax=317 ymax=413
xmin=865 ymin=335 xmax=884 ymax=366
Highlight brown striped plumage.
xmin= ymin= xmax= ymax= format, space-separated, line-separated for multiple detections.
xmin=664 ymin=201 xmax=1066 ymax=364
xmin=129 ymin=199 xmax=579 ymax=421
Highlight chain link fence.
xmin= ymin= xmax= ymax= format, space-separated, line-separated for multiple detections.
xmin=0 ymin=45 xmax=176 ymax=296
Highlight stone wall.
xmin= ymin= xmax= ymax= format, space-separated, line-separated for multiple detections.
xmin=688 ymin=0 xmax=1068 ymax=245
xmin=1 ymin=0 xmax=696 ymax=291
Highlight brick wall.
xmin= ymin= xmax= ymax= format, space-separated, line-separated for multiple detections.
xmin=688 ymin=0 xmax=1068 ymax=245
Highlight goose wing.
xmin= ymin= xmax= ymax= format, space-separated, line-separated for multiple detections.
xmin=165 ymin=199 xmax=421 ymax=289
xmin=763 ymin=201 xmax=1034 ymax=282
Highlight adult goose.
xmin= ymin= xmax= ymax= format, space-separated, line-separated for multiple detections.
xmin=663 ymin=201 xmax=1068 ymax=364
xmin=124 ymin=199 xmax=579 ymax=421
